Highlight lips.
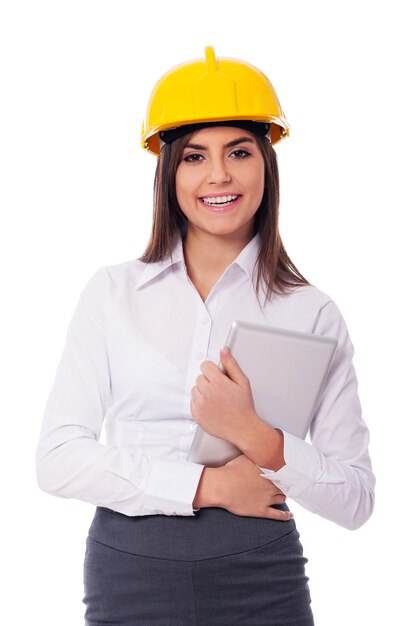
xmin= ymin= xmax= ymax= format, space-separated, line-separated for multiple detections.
xmin=198 ymin=195 xmax=242 ymax=212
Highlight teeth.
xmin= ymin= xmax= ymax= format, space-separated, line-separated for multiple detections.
xmin=201 ymin=195 xmax=238 ymax=205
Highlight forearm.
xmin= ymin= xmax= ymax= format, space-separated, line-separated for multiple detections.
xmin=192 ymin=416 xmax=287 ymax=510
xmin=237 ymin=413 xmax=286 ymax=471
xmin=232 ymin=414 xmax=374 ymax=530
xmin=256 ymin=429 xmax=375 ymax=530
xmin=192 ymin=467 xmax=224 ymax=509
xmin=192 ymin=454 xmax=292 ymax=521
xmin=36 ymin=433 xmax=205 ymax=517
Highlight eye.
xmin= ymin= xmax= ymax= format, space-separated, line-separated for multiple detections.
xmin=183 ymin=153 xmax=204 ymax=163
xmin=230 ymin=149 xmax=250 ymax=159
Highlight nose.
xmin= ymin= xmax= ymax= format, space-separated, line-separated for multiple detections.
xmin=207 ymin=157 xmax=232 ymax=184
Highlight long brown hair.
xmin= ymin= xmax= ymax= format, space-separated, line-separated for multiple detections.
xmin=139 ymin=130 xmax=311 ymax=304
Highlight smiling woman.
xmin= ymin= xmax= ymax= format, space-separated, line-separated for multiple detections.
xmin=174 ymin=126 xmax=267 ymax=301
xmin=36 ymin=45 xmax=375 ymax=626
xmin=142 ymin=119 xmax=311 ymax=305
xmin=175 ymin=127 xmax=266 ymax=278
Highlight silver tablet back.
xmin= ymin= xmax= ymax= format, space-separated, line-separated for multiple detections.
xmin=187 ymin=320 xmax=337 ymax=467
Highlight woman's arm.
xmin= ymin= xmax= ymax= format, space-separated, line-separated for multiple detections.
xmin=192 ymin=457 xmax=292 ymax=521
xmin=240 ymin=300 xmax=375 ymax=531
xmin=190 ymin=300 xmax=375 ymax=530
xmin=35 ymin=268 xmax=205 ymax=517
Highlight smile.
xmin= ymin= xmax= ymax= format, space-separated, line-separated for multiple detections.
xmin=198 ymin=195 xmax=242 ymax=212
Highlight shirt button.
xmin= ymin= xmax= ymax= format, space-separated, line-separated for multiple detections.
xmin=202 ymin=317 xmax=210 ymax=325
xmin=190 ymin=422 xmax=197 ymax=430
xmin=196 ymin=352 xmax=204 ymax=360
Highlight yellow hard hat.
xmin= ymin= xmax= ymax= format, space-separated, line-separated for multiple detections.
xmin=141 ymin=46 xmax=290 ymax=156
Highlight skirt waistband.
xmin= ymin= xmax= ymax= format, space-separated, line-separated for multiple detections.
xmin=87 ymin=504 xmax=296 ymax=561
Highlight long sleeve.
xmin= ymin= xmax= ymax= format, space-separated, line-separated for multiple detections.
xmin=35 ymin=268 xmax=204 ymax=517
xmin=258 ymin=300 xmax=375 ymax=530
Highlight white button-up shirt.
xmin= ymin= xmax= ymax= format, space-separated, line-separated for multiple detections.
xmin=36 ymin=232 xmax=375 ymax=529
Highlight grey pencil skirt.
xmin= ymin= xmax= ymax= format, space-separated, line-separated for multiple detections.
xmin=83 ymin=504 xmax=314 ymax=626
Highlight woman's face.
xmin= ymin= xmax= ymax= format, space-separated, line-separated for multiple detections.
xmin=175 ymin=125 xmax=265 ymax=242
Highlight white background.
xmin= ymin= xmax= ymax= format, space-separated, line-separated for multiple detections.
xmin=1 ymin=1 xmax=415 ymax=624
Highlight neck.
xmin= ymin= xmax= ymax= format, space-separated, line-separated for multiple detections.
xmin=182 ymin=228 xmax=254 ymax=286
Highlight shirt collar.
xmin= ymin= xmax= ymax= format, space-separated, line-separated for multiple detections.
xmin=231 ymin=231 xmax=261 ymax=282
xmin=134 ymin=232 xmax=184 ymax=291
xmin=134 ymin=231 xmax=261 ymax=291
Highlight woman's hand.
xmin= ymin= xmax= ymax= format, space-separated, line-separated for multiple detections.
xmin=194 ymin=454 xmax=292 ymax=521
xmin=222 ymin=454 xmax=292 ymax=520
xmin=190 ymin=347 xmax=259 ymax=448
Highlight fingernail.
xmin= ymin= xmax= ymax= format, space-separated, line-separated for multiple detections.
xmin=221 ymin=346 xmax=230 ymax=355
xmin=288 ymin=512 xmax=294 ymax=519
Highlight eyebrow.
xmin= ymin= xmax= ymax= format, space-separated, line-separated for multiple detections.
xmin=184 ymin=136 xmax=255 ymax=150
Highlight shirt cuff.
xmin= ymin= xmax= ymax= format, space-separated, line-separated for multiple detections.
xmin=257 ymin=429 xmax=323 ymax=497
xmin=142 ymin=458 xmax=205 ymax=516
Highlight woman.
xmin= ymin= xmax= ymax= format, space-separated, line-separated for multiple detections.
xmin=36 ymin=46 xmax=375 ymax=625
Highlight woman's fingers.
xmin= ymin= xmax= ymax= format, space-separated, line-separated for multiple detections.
xmin=266 ymin=508 xmax=294 ymax=521
xmin=272 ymin=494 xmax=286 ymax=503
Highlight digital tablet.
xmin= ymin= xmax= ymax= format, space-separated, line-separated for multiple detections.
xmin=187 ymin=320 xmax=338 ymax=467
